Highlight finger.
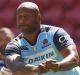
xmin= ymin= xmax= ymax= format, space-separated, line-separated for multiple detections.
xmin=39 ymin=64 xmax=48 ymax=73
xmin=38 ymin=70 xmax=42 ymax=75
xmin=45 ymin=59 xmax=56 ymax=62
xmin=45 ymin=59 xmax=57 ymax=64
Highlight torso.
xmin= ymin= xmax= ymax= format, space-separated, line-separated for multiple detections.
xmin=5 ymin=25 xmax=80 ymax=75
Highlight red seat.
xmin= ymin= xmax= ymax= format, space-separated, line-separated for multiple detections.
xmin=42 ymin=6 xmax=63 ymax=24
xmin=65 ymin=6 xmax=80 ymax=23
xmin=0 ymin=0 xmax=7 ymax=9
xmin=31 ymin=0 xmax=52 ymax=10
xmin=52 ymin=0 xmax=75 ymax=6
xmin=0 ymin=19 xmax=6 ymax=27
xmin=0 ymin=7 xmax=15 ymax=27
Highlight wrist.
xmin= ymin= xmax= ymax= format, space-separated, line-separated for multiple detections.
xmin=55 ymin=62 xmax=60 ymax=72
xmin=34 ymin=66 xmax=39 ymax=73
xmin=49 ymin=62 xmax=60 ymax=72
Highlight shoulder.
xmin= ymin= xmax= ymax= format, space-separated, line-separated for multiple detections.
xmin=53 ymin=27 xmax=73 ymax=43
xmin=54 ymin=27 xmax=69 ymax=36
xmin=40 ymin=24 xmax=60 ymax=32
xmin=5 ymin=34 xmax=22 ymax=55
xmin=40 ymin=24 xmax=69 ymax=35
xmin=53 ymin=27 xmax=74 ymax=51
xmin=6 ymin=33 xmax=22 ymax=47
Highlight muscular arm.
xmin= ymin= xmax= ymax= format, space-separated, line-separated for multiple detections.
xmin=57 ymin=44 xmax=79 ymax=71
xmin=5 ymin=54 xmax=38 ymax=75
xmin=52 ymin=28 xmax=79 ymax=71
xmin=41 ymin=44 xmax=79 ymax=72
xmin=39 ymin=28 xmax=79 ymax=72
xmin=5 ymin=41 xmax=38 ymax=75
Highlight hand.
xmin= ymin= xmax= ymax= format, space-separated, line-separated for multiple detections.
xmin=43 ymin=59 xmax=58 ymax=72
xmin=38 ymin=63 xmax=49 ymax=73
xmin=40 ymin=59 xmax=59 ymax=72
xmin=38 ymin=59 xmax=57 ymax=73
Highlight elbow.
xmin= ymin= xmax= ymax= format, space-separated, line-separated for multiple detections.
xmin=70 ymin=44 xmax=79 ymax=66
xmin=74 ymin=54 xmax=79 ymax=66
xmin=72 ymin=53 xmax=79 ymax=67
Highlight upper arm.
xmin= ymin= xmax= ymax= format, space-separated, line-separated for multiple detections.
xmin=60 ymin=44 xmax=79 ymax=59
xmin=6 ymin=54 xmax=21 ymax=68
xmin=5 ymin=42 xmax=21 ymax=69
xmin=53 ymin=28 xmax=78 ymax=57
xmin=5 ymin=41 xmax=38 ymax=75
xmin=5 ymin=42 xmax=21 ymax=56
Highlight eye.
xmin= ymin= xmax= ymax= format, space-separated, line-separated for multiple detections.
xmin=17 ymin=15 xmax=23 ymax=19
xmin=24 ymin=15 xmax=32 ymax=19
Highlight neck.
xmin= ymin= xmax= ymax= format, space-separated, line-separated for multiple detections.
xmin=23 ymin=29 xmax=40 ymax=44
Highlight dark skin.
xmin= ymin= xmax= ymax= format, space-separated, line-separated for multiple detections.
xmin=39 ymin=45 xmax=79 ymax=72
xmin=5 ymin=3 xmax=79 ymax=75
xmin=6 ymin=7 xmax=41 ymax=75
xmin=17 ymin=8 xmax=41 ymax=44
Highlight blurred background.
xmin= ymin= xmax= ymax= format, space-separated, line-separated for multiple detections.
xmin=0 ymin=0 xmax=80 ymax=56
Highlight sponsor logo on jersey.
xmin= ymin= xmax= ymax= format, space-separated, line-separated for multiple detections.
xmin=42 ymin=39 xmax=51 ymax=48
xmin=59 ymin=36 xmax=67 ymax=43
xmin=22 ymin=48 xmax=57 ymax=65
xmin=42 ymin=39 xmax=48 ymax=45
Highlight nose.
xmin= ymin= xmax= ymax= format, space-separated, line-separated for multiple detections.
xmin=19 ymin=16 xmax=31 ymax=24
xmin=19 ymin=16 xmax=25 ymax=24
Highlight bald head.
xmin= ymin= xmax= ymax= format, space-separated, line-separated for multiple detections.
xmin=0 ymin=27 xmax=14 ymax=40
xmin=0 ymin=27 xmax=14 ymax=55
xmin=16 ymin=2 xmax=41 ymax=34
xmin=17 ymin=2 xmax=39 ymax=12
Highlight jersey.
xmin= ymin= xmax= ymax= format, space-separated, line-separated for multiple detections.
xmin=0 ymin=60 xmax=12 ymax=75
xmin=0 ymin=60 xmax=6 ymax=69
xmin=5 ymin=25 xmax=80 ymax=75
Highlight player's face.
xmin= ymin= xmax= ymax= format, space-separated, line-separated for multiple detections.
xmin=17 ymin=8 xmax=40 ymax=34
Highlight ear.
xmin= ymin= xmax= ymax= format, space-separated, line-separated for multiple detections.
xmin=37 ymin=13 xmax=41 ymax=24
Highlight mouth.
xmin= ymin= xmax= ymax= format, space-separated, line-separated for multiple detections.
xmin=18 ymin=25 xmax=28 ymax=31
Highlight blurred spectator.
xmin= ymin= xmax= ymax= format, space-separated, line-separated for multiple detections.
xmin=0 ymin=27 xmax=14 ymax=75
xmin=77 ymin=45 xmax=80 ymax=66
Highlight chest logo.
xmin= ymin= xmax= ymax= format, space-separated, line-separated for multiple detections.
xmin=32 ymin=46 xmax=36 ymax=51
xmin=42 ymin=39 xmax=48 ymax=46
xmin=42 ymin=39 xmax=51 ymax=48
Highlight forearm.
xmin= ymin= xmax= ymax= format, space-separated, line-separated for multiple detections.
xmin=55 ymin=45 xmax=79 ymax=71
xmin=39 ymin=45 xmax=79 ymax=72
xmin=5 ymin=55 xmax=38 ymax=75
xmin=38 ymin=55 xmax=78 ymax=73
xmin=56 ymin=54 xmax=78 ymax=71
xmin=9 ymin=61 xmax=38 ymax=75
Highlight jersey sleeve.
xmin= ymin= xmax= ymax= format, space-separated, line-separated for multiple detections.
xmin=5 ymin=42 xmax=21 ymax=56
xmin=53 ymin=28 xmax=74 ymax=51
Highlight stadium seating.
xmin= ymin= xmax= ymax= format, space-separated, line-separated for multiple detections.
xmin=0 ymin=0 xmax=80 ymax=58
